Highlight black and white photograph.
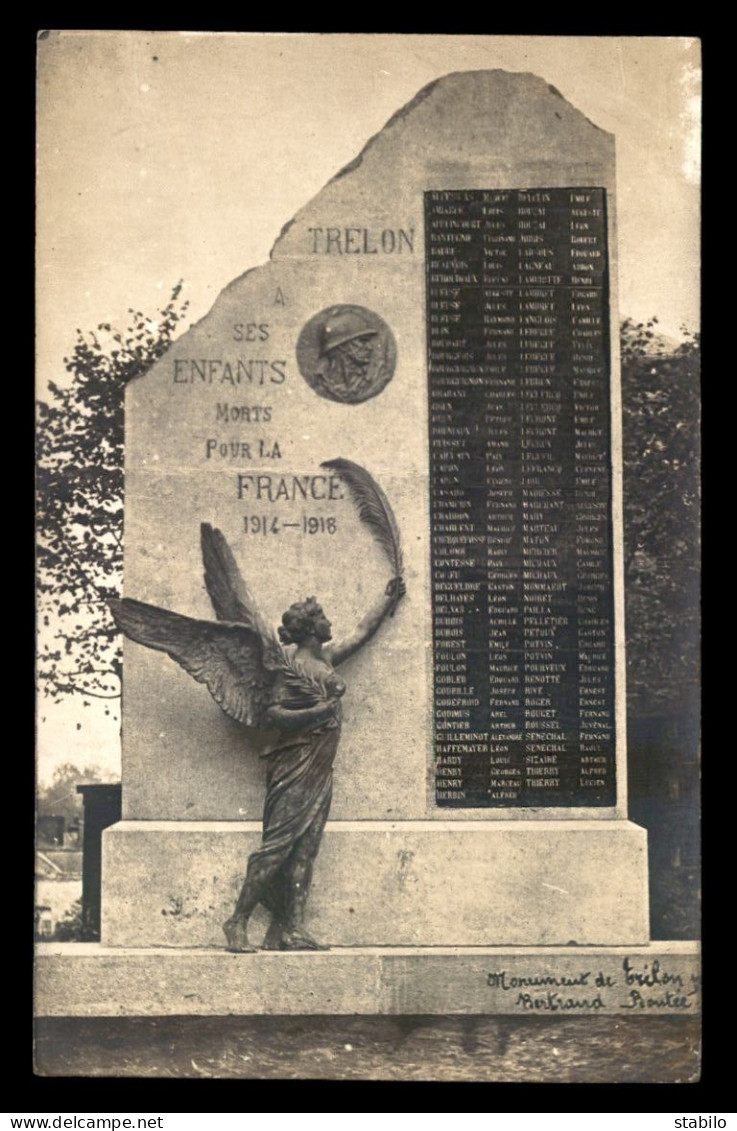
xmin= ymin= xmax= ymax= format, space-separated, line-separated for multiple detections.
xmin=35 ymin=33 xmax=701 ymax=1083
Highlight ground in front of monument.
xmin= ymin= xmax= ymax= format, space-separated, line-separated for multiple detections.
xmin=35 ymin=1015 xmax=699 ymax=1082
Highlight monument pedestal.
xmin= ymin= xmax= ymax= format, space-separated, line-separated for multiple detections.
xmin=101 ymin=819 xmax=649 ymax=948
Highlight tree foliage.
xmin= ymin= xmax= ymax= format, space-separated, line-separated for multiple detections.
xmin=52 ymin=898 xmax=88 ymax=942
xmin=620 ymin=318 xmax=700 ymax=720
xmin=37 ymin=761 xmax=104 ymax=822
xmin=36 ymin=285 xmax=189 ymax=711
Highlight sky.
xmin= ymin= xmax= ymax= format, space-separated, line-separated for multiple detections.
xmin=35 ymin=33 xmax=701 ymax=784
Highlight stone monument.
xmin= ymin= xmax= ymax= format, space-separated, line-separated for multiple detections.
xmin=38 ymin=71 xmax=700 ymax=1019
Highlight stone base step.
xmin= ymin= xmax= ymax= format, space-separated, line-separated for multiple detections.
xmin=35 ymin=942 xmax=700 ymax=1017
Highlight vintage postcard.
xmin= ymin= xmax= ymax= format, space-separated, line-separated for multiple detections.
xmin=35 ymin=33 xmax=701 ymax=1082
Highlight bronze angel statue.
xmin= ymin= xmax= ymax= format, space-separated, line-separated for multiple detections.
xmin=109 ymin=458 xmax=405 ymax=953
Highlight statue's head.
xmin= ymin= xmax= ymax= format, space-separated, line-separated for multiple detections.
xmin=278 ymin=597 xmax=332 ymax=644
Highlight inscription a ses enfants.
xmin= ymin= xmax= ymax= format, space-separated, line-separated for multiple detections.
xmin=173 ymin=323 xmax=286 ymax=387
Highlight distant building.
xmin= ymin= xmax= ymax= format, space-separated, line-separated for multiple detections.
xmin=65 ymin=822 xmax=81 ymax=847
xmin=36 ymin=815 xmax=65 ymax=848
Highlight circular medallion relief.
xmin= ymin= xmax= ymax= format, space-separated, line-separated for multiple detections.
xmin=296 ymin=304 xmax=397 ymax=404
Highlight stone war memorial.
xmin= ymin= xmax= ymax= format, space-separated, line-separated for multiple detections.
xmin=37 ymin=71 xmax=699 ymax=1022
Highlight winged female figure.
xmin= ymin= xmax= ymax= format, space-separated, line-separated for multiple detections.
xmin=109 ymin=461 xmax=405 ymax=952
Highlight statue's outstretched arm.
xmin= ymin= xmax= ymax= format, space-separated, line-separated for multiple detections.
xmin=329 ymin=578 xmax=405 ymax=667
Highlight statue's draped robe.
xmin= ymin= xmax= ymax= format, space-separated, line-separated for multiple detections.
xmin=233 ymin=644 xmax=348 ymax=930
xmin=244 ymin=660 xmax=342 ymax=924
xmin=257 ymin=711 xmax=341 ymax=864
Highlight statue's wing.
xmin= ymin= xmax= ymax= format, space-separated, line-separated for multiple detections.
xmin=109 ymin=597 xmax=275 ymax=727
xmin=201 ymin=522 xmax=254 ymax=624
xmin=200 ymin=522 xmax=286 ymax=673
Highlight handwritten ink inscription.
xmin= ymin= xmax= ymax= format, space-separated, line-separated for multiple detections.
xmin=620 ymin=956 xmax=701 ymax=1012
xmin=485 ymin=955 xmax=700 ymax=1014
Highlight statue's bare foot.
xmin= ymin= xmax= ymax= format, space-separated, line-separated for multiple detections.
xmin=223 ymin=917 xmax=257 ymax=953
xmin=279 ymin=929 xmax=329 ymax=951
xmin=262 ymin=919 xmax=286 ymax=951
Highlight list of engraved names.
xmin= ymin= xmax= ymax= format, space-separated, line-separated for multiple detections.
xmin=426 ymin=188 xmax=616 ymax=807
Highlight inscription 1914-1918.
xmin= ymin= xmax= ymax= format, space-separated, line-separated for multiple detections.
xmin=426 ymin=188 xmax=616 ymax=808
